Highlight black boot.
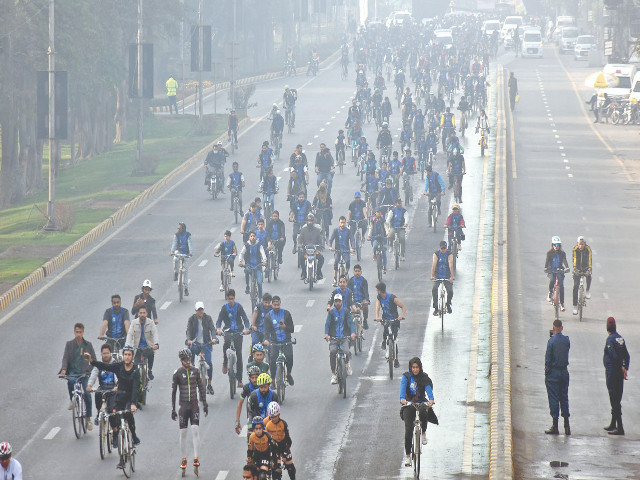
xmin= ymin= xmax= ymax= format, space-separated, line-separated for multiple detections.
xmin=564 ymin=417 xmax=571 ymax=435
xmin=604 ymin=415 xmax=616 ymax=431
xmin=609 ymin=416 xmax=624 ymax=435
xmin=545 ymin=417 xmax=559 ymax=435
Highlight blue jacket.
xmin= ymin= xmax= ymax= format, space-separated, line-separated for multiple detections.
xmin=604 ymin=332 xmax=630 ymax=371
xmin=545 ymin=332 xmax=570 ymax=375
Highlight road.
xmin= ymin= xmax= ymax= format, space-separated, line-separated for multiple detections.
xmin=0 ymin=57 xmax=496 ymax=478
xmin=505 ymin=45 xmax=640 ymax=479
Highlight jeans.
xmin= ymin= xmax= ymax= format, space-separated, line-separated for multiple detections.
xmin=548 ymin=273 xmax=565 ymax=305
xmin=222 ymin=334 xmax=245 ymax=382
xmin=572 ymin=274 xmax=592 ymax=306
xmin=245 ymin=267 xmax=264 ymax=299
xmin=329 ymin=338 xmax=350 ymax=372
xmin=67 ymin=376 xmax=92 ymax=417
xmin=333 ymin=251 xmax=351 ymax=271
xmin=269 ymin=342 xmax=294 ymax=379
xmin=317 ymin=172 xmax=333 ymax=193
xmin=189 ymin=343 xmax=213 ymax=380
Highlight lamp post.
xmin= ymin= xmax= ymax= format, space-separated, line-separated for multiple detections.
xmin=44 ymin=0 xmax=57 ymax=231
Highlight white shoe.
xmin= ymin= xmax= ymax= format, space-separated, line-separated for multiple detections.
xmin=68 ymin=401 xmax=73 ymax=410
xmin=586 ymin=291 xmax=591 ymax=299
xmin=405 ymin=456 xmax=412 ymax=467
xmin=231 ymin=271 xmax=235 ymax=277
xmin=401 ymin=256 xmax=406 ymax=261
xmin=560 ymin=304 xmax=566 ymax=312
xmin=421 ymin=433 xmax=428 ymax=445
xmin=572 ymin=308 xmax=578 ymax=315
xmin=547 ymin=294 xmax=552 ymax=303
xmin=219 ymin=284 xmax=224 ymax=291
xmin=346 ymin=362 xmax=353 ymax=376
xmin=385 ymin=350 xmax=389 ymax=360
xmin=86 ymin=418 xmax=93 ymax=431
xmin=331 ymin=374 xmax=338 ymax=385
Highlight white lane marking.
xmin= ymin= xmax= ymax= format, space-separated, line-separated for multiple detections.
xmin=317 ymin=278 xmax=326 ymax=285
xmin=294 ymin=325 xmax=303 ymax=332
xmin=320 ymin=128 xmax=325 ymax=132
xmin=229 ymin=227 xmax=237 ymax=233
xmin=553 ymin=129 xmax=557 ymax=133
xmin=331 ymin=116 xmax=336 ymax=119
xmin=215 ymin=472 xmax=229 ymax=480
xmin=359 ymin=375 xmax=393 ymax=381
xmin=306 ymin=299 xmax=315 ymax=307
xmin=325 ymin=121 xmax=331 ymax=125
xmin=314 ymin=135 xmax=319 ymax=138
xmin=307 ymin=142 xmax=313 ymax=146
xmin=565 ymin=166 xmax=570 ymax=170
xmin=43 ymin=427 xmax=60 ymax=440
xmin=599 ymin=276 xmax=604 ymax=283
xmin=557 ymin=140 xmax=562 ymax=144
xmin=198 ymin=260 xmax=208 ymax=267
xmin=555 ymin=135 xmax=560 ymax=138
xmin=239 ymin=425 xmax=247 ymax=438
xmin=603 ymin=292 xmax=609 ymax=300
xmin=563 ymin=159 xmax=568 ymax=163
xmin=559 ymin=146 xmax=564 ymax=150
xmin=568 ymin=174 xmax=573 ymax=177
xmin=160 ymin=301 xmax=172 ymax=310
xmin=336 ymin=110 xmax=341 ymax=114
xmin=561 ymin=153 xmax=566 ymax=156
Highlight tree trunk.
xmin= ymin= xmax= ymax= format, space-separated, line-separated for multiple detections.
xmin=113 ymin=80 xmax=127 ymax=143
xmin=0 ymin=120 xmax=20 ymax=208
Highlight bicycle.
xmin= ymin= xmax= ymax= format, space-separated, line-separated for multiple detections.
xmin=418 ymin=154 xmax=427 ymax=180
xmin=357 ymin=152 xmax=367 ymax=181
xmin=435 ymin=279 xmax=448 ymax=331
xmin=372 ymin=235 xmax=385 ymax=282
xmin=547 ymin=268 xmax=569 ymax=321
xmin=229 ymin=130 xmax=237 ymax=155
xmin=315 ymin=207 xmax=330 ymax=247
xmin=271 ymin=131 xmax=282 ymax=160
xmin=265 ymin=243 xmax=279 ymax=283
xmin=341 ymin=61 xmax=348 ymax=80
xmin=380 ymin=318 xmax=399 ymax=379
xmin=218 ymin=254 xmax=234 ymax=297
xmin=262 ymin=193 xmax=274 ymax=220
xmin=402 ymin=173 xmax=413 ymax=206
xmin=134 ymin=346 xmax=154 ymax=407
xmin=352 ymin=219 xmax=366 ymax=262
xmin=208 ymin=168 xmax=221 ymax=200
xmin=352 ymin=302 xmax=364 ymax=355
xmin=427 ymin=194 xmax=439 ymax=232
xmin=191 ymin=341 xmax=212 ymax=391
xmin=404 ymin=402 xmax=430 ymax=477
xmin=244 ymin=265 xmax=261 ymax=312
xmin=392 ymin=228 xmax=405 ymax=270
xmin=336 ymin=250 xmax=349 ymax=281
xmin=284 ymin=107 xmax=295 ymax=133
xmin=173 ymin=253 xmax=189 ymax=302
xmin=95 ymin=389 xmax=117 ymax=460
xmin=230 ymin=187 xmax=241 ymax=224
xmin=223 ymin=330 xmax=244 ymax=399
xmin=331 ymin=337 xmax=349 ymax=398
xmin=445 ymin=226 xmax=464 ymax=273
xmin=113 ymin=409 xmax=136 ymax=477
xmin=60 ymin=374 xmax=89 ymax=439
xmin=271 ymin=339 xmax=296 ymax=404
xmin=575 ymin=271 xmax=589 ymax=322
xmin=336 ymin=148 xmax=346 ymax=174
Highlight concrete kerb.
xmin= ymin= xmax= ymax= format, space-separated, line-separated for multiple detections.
xmin=0 ymin=117 xmax=250 ymax=316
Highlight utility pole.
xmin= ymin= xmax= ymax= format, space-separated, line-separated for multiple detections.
xmin=136 ymin=0 xmax=144 ymax=171
xmin=230 ymin=0 xmax=237 ymax=110
xmin=44 ymin=0 xmax=57 ymax=231
xmin=180 ymin=0 xmax=185 ymax=115
xmin=198 ymin=0 xmax=203 ymax=127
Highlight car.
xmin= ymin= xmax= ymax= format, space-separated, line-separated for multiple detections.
xmin=521 ymin=29 xmax=543 ymax=58
xmin=502 ymin=25 xmax=518 ymax=49
xmin=482 ymin=20 xmax=501 ymax=36
xmin=573 ymin=35 xmax=596 ymax=61
xmin=501 ymin=15 xmax=523 ymax=41
xmin=554 ymin=15 xmax=575 ymax=42
xmin=559 ymin=26 xmax=578 ymax=54
xmin=385 ymin=11 xmax=413 ymax=28
xmin=602 ymin=64 xmax=637 ymax=99
xmin=434 ymin=29 xmax=454 ymax=48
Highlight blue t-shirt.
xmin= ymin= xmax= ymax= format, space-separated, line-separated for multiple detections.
xmin=138 ymin=321 xmax=148 ymax=347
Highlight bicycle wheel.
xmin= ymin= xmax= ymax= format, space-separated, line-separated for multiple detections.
xmin=481 ymin=141 xmax=485 ymax=157
xmin=578 ymin=286 xmax=584 ymax=322
xmin=341 ymin=360 xmax=347 ymax=399
xmin=130 ymin=437 xmax=136 ymax=473
xmin=394 ymin=241 xmax=400 ymax=270
xmin=414 ymin=425 xmax=421 ymax=477
xmin=433 ymin=209 xmax=438 ymax=233
xmin=72 ymin=395 xmax=82 ymax=438
xmin=121 ymin=429 xmax=132 ymax=478
xmin=440 ymin=289 xmax=446 ymax=331
xmin=388 ymin=338 xmax=394 ymax=380
xmin=266 ymin=260 xmax=272 ymax=283
xmin=377 ymin=255 xmax=383 ymax=282
xmin=234 ymin=199 xmax=239 ymax=224
xmin=228 ymin=370 xmax=236 ymax=399
xmin=276 ymin=364 xmax=285 ymax=404
xmin=356 ymin=232 xmax=362 ymax=261
xmin=553 ymin=287 xmax=560 ymax=321
xmin=140 ymin=368 xmax=148 ymax=406
xmin=452 ymin=241 xmax=457 ymax=273
xmin=178 ymin=274 xmax=184 ymax=303
xmin=99 ymin=415 xmax=107 ymax=459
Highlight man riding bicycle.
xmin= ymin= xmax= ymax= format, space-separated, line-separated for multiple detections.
xmin=329 ymin=216 xmax=356 ymax=287
xmin=324 ymin=293 xmax=356 ymax=384
xmin=99 ymin=294 xmax=130 ymax=352
xmin=283 ymin=86 xmax=297 ymax=127
xmin=257 ymin=143 xmax=274 ymax=182
xmin=271 ymin=110 xmax=284 ymax=146
xmin=440 ymin=107 xmax=455 ymax=151
xmin=263 ymin=295 xmax=295 ymax=385
xmin=423 ymin=165 xmax=446 ymax=215
xmin=228 ymin=109 xmax=239 ymax=148
xmin=445 ymin=205 xmax=466 ymax=251
xmin=431 ymin=241 xmax=454 ymax=315
xmin=447 ymin=149 xmax=466 ymax=200
xmin=171 ymin=222 xmax=193 ymax=295
xmin=259 ymin=168 xmax=279 ymax=211
xmin=239 ymin=232 xmax=267 ymax=298
xmin=375 ymin=282 xmax=406 ymax=365
xmin=347 ymin=191 xmax=368 ymax=241
xmin=572 ymin=236 xmax=592 ymax=315
xmin=376 ymin=122 xmax=393 ymax=159
xmin=186 ymin=301 xmax=219 ymax=395
xmin=125 ymin=305 xmax=159 ymax=380
xmin=387 ymin=198 xmax=408 ymax=260
xmin=227 ymin=161 xmax=245 ymax=212
xmin=216 ymin=289 xmax=251 ymax=387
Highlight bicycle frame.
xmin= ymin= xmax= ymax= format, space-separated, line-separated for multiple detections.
xmin=271 ymin=339 xmax=296 ymax=403
xmin=61 ymin=374 xmax=89 ymax=438
xmin=332 ymin=337 xmax=349 ymax=398
xmin=113 ymin=409 xmax=136 ymax=477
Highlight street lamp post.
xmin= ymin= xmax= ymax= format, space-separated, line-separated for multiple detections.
xmin=136 ymin=0 xmax=144 ymax=173
xmin=44 ymin=0 xmax=57 ymax=231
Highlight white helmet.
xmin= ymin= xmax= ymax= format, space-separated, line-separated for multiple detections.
xmin=551 ymin=236 xmax=561 ymax=244
xmin=142 ymin=279 xmax=152 ymax=289
xmin=267 ymin=401 xmax=280 ymax=417
xmin=273 ymin=103 xmax=278 ymax=108
xmin=276 ymin=109 xmax=281 ymax=115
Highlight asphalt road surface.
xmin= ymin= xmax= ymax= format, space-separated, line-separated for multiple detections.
xmin=0 ymin=56 xmax=497 ymax=479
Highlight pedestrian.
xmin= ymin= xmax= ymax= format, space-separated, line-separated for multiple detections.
xmin=166 ymin=74 xmax=179 ymax=114
xmin=603 ymin=316 xmax=630 ymax=435
xmin=544 ymin=319 xmax=571 ymax=435
xmin=585 ymin=91 xmax=599 ymax=123
xmin=508 ymin=72 xmax=518 ymax=112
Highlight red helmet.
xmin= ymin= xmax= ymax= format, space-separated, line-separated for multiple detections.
xmin=0 ymin=442 xmax=12 ymax=457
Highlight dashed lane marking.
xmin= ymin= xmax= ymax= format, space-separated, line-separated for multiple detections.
xmin=320 ymin=128 xmax=325 ymax=132
xmin=198 ymin=260 xmax=208 ymax=267
xmin=306 ymin=299 xmax=315 ymax=307
xmin=239 ymin=425 xmax=247 ymax=438
xmin=603 ymin=292 xmax=609 ymax=300
xmin=599 ymin=276 xmax=604 ymax=283
xmin=568 ymin=173 xmax=573 ymax=178
xmin=307 ymin=142 xmax=313 ymax=146
xmin=160 ymin=301 xmax=172 ymax=310
xmin=43 ymin=427 xmax=60 ymax=440
xmin=215 ymin=471 xmax=229 ymax=480
xmin=294 ymin=325 xmax=303 ymax=332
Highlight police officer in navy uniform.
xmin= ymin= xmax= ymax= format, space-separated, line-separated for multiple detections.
xmin=544 ymin=319 xmax=571 ymax=435
xmin=603 ymin=316 xmax=630 ymax=435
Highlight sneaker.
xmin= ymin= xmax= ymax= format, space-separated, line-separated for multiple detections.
xmin=317 ymin=272 xmax=324 ymax=280
xmin=446 ymin=303 xmax=452 ymax=314
xmin=231 ymin=271 xmax=235 ymax=277
xmin=222 ymin=365 xmax=228 ymax=375
xmin=373 ymin=255 xmax=377 ymax=261
xmin=572 ymin=308 xmax=578 ymax=315
xmin=86 ymin=417 xmax=93 ymax=431
xmin=394 ymin=358 xmax=400 ymax=368
xmin=68 ymin=401 xmax=73 ymax=410
xmin=560 ymin=304 xmax=566 ymax=312
xmin=184 ymin=289 xmax=189 ymax=297
xmin=346 ymin=362 xmax=353 ymax=376
xmin=207 ymin=384 xmax=214 ymax=395
xmin=148 ymin=370 xmax=154 ymax=381
xmin=547 ymin=293 xmax=552 ymax=302
xmin=405 ymin=455 xmax=412 ymax=467
xmin=381 ymin=339 xmax=386 ymax=350
xmin=332 ymin=280 xmax=338 ymax=287
xmin=286 ymin=374 xmax=295 ymax=386
xmin=292 ymin=247 xmax=297 ymax=254
xmin=586 ymin=291 xmax=591 ymax=299
xmin=422 ymin=433 xmax=428 ymax=445
xmin=363 ymin=319 xmax=369 ymax=330
xmin=174 ymin=272 xmax=178 ymax=281
xmin=237 ymin=380 xmax=243 ymax=388
xmin=383 ymin=269 xmax=387 ymax=274
xmin=193 ymin=457 xmax=200 ymax=467
xmin=331 ymin=374 xmax=338 ymax=384
xmin=94 ymin=415 xmax=99 ymax=426
xmin=219 ymin=284 xmax=224 ymax=292
xmin=133 ymin=436 xmax=141 ymax=446
xmin=401 ymin=256 xmax=406 ymax=261
xmin=181 ymin=458 xmax=188 ymax=470
xmin=433 ymin=308 xmax=439 ymax=316
xmin=117 ymin=461 xmax=124 ymax=469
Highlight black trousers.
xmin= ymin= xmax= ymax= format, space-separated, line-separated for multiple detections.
xmin=403 ymin=406 xmax=428 ymax=455
xmin=606 ymin=368 xmax=624 ymax=417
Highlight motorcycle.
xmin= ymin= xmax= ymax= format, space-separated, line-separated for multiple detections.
xmin=307 ymin=56 xmax=319 ymax=76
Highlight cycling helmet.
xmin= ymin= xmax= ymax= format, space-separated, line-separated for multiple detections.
xmin=385 ymin=178 xmax=393 ymax=184
xmin=247 ymin=365 xmax=261 ymax=376
xmin=354 ymin=191 xmax=361 ymax=198
xmin=142 ymin=279 xmax=152 ymax=289
xmin=382 ymin=122 xmax=388 ymax=127
xmin=284 ymin=85 xmax=290 ymax=90
xmin=276 ymin=109 xmax=281 ymax=115
xmin=267 ymin=401 xmax=280 ymax=417
xmin=398 ymin=69 xmax=403 ymax=73
xmin=256 ymin=373 xmax=271 ymax=386
xmin=252 ymin=343 xmax=264 ymax=353
xmin=178 ymin=348 xmax=192 ymax=362
xmin=307 ymin=213 xmax=315 ymax=222
xmin=551 ymin=236 xmax=561 ymax=245
xmin=217 ymin=140 xmax=223 ymax=145
xmin=0 ymin=442 xmax=11 ymax=456
xmin=452 ymin=204 xmax=460 ymax=211
xmin=123 ymin=344 xmax=135 ymax=354
xmin=252 ymin=416 xmax=264 ymax=427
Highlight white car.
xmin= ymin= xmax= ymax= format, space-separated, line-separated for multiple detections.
xmin=434 ymin=29 xmax=454 ymax=48
xmin=559 ymin=27 xmax=578 ymax=54
xmin=521 ymin=29 xmax=543 ymax=58
xmin=573 ymin=35 xmax=596 ymax=61
xmin=482 ymin=20 xmax=501 ymax=36
xmin=385 ymin=11 xmax=413 ymax=28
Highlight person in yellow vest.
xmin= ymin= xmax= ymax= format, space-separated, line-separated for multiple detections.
xmin=166 ymin=74 xmax=179 ymax=114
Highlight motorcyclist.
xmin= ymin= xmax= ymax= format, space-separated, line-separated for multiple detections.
xmin=204 ymin=142 xmax=228 ymax=193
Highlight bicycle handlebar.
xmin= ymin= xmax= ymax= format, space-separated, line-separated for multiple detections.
xmin=59 ymin=374 xmax=89 ymax=381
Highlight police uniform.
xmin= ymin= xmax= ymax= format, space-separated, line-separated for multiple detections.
xmin=545 ymin=331 xmax=570 ymax=427
xmin=603 ymin=317 xmax=630 ymax=434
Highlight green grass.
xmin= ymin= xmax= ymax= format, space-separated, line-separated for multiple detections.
xmin=0 ymin=114 xmax=226 ymax=288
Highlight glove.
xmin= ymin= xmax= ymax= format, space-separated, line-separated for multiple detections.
xmin=171 ymin=410 xmax=177 ymax=421
xmin=203 ymin=403 xmax=209 ymax=415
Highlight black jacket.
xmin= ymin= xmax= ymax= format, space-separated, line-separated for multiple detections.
xmin=186 ymin=313 xmax=217 ymax=345
xmin=266 ymin=219 xmax=286 ymax=242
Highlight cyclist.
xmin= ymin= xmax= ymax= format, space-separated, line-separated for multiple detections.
xmin=59 ymin=323 xmax=96 ymax=431
xmin=290 ymin=192 xmax=313 ymax=254
xmin=381 ymin=97 xmax=393 ymax=124
xmin=246 ymin=343 xmax=271 ymax=375
xmin=447 ymin=147 xmax=466 ymax=199
xmin=241 ymin=202 xmax=264 ymax=243
xmin=259 ymin=168 xmax=279 ymax=211
xmin=440 ymin=107 xmax=455 ymax=150
xmin=389 ymin=151 xmax=403 ymax=196
xmin=416 ymin=135 xmax=427 ymax=168
xmin=87 ymin=343 xmax=117 ymax=426
xmin=257 ymin=143 xmax=274 ymax=182
xmin=324 ymin=293 xmax=356 ymax=383
xmin=457 ymin=96 xmax=471 ymax=137
xmin=357 ymin=136 xmax=369 ymax=164
xmin=327 ymin=275 xmax=356 ymax=312
xmin=345 ymin=99 xmax=361 ymax=128
xmin=376 ymin=122 xmax=393 ymax=158
xmin=227 ymin=161 xmax=246 ymax=212
xmin=476 ymin=74 xmax=489 ymax=107
xmin=266 ymin=211 xmax=286 ymax=265
xmin=251 ymin=293 xmax=272 ymax=347
xmin=413 ymin=109 xmax=425 ymax=141
xmin=329 ymin=216 xmax=356 ymax=286
xmin=375 ymin=282 xmax=406 ymax=363
xmin=312 ymin=182 xmax=333 ymax=241
xmin=86 ymin=343 xmax=140 ymax=452
xmin=99 ymin=294 xmax=131 ymax=351
xmin=335 ymin=129 xmax=347 ymax=164
xmin=348 ymin=265 xmax=370 ymax=329
xmin=271 ymin=109 xmax=284 ymax=146
xmin=204 ymin=142 xmax=228 ymax=193
xmin=363 ymin=169 xmax=379 ymax=207
xmin=315 ymin=143 xmax=335 ymax=194
xmin=263 ymin=295 xmax=295 ymax=385
xmin=545 ymin=236 xmax=569 ymax=312
xmin=131 ymin=280 xmax=158 ymax=324
xmin=475 ymin=108 xmax=490 ymax=139
xmin=401 ymin=87 xmax=413 ymax=122
xmin=172 ymin=348 xmax=208 ymax=474
xmin=426 ymin=128 xmax=438 ymax=157
xmin=400 ymin=123 xmax=412 ymax=153
xmin=400 ymin=357 xmax=436 ymax=467
xmin=431 ymin=241 xmax=454 ymax=315
xmin=171 ymin=222 xmax=193 ymax=296
xmin=228 ymin=109 xmax=239 ymax=148
xmin=247 ymin=373 xmax=280 ymax=419
xmin=235 ymin=365 xmax=261 ymax=438
xmin=289 ymin=144 xmax=308 ymax=169
xmin=378 ymin=177 xmax=395 ymax=215
xmin=402 ymin=149 xmax=416 ymax=177
xmin=283 ymin=86 xmax=297 ymax=127
xmin=572 ymin=236 xmax=592 ymax=315
xmin=254 ymin=220 xmax=268 ymax=254
xmin=347 ymin=191 xmax=368 ymax=241
xmin=215 ymin=230 xmax=238 ymax=292
xmin=0 ymin=442 xmax=22 ymax=479
xmin=125 ymin=305 xmax=159 ymax=380
xmin=239 ymin=231 xmax=267 ymax=298
xmin=186 ymin=301 xmax=218 ymax=395
xmin=247 ymin=416 xmax=275 ymax=478
xmin=445 ymin=205 xmax=466 ymax=251
xmin=423 ymin=165 xmax=446 ymax=215
xmin=216 ymin=289 xmax=251 ymax=388
xmin=265 ymin=402 xmax=296 ymax=480
xmin=387 ymin=197 xmax=408 ymax=260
